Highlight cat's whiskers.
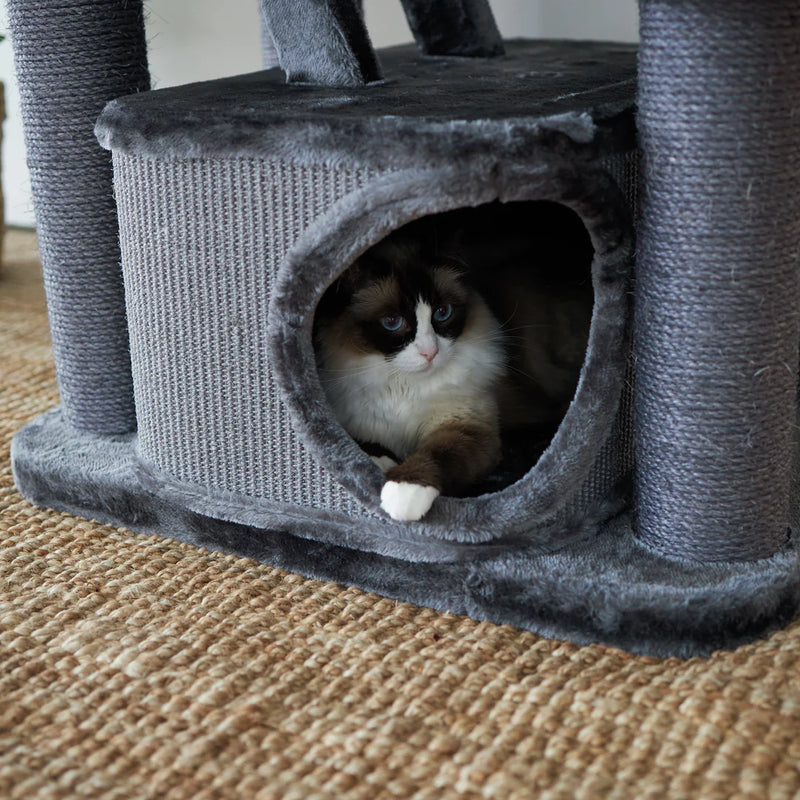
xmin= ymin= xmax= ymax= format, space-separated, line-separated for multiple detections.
xmin=495 ymin=301 xmax=521 ymax=331
xmin=320 ymin=362 xmax=378 ymax=376
xmin=498 ymin=323 xmax=554 ymax=334
xmin=318 ymin=362 xmax=386 ymax=387
xmin=319 ymin=363 xmax=378 ymax=380
xmin=503 ymin=362 xmax=547 ymax=386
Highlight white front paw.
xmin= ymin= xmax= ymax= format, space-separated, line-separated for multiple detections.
xmin=380 ymin=481 xmax=440 ymax=521
xmin=370 ymin=454 xmax=398 ymax=474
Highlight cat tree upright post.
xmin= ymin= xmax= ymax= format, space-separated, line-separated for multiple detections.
xmin=635 ymin=0 xmax=800 ymax=563
xmin=6 ymin=0 xmax=149 ymax=434
xmin=8 ymin=0 xmax=800 ymax=657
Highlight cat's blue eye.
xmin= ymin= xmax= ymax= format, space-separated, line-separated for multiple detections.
xmin=381 ymin=315 xmax=405 ymax=332
xmin=433 ymin=304 xmax=453 ymax=323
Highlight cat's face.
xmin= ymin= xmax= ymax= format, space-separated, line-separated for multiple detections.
xmin=344 ymin=264 xmax=469 ymax=374
xmin=314 ymin=228 xmax=500 ymax=401
xmin=314 ymin=228 xmax=505 ymax=464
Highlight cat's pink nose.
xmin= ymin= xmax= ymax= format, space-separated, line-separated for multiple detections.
xmin=417 ymin=337 xmax=439 ymax=363
xmin=420 ymin=348 xmax=437 ymax=363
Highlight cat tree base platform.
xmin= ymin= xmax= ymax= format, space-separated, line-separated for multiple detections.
xmin=13 ymin=408 xmax=800 ymax=659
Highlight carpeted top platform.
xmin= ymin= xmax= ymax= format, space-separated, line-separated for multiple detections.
xmin=2 ymin=229 xmax=800 ymax=798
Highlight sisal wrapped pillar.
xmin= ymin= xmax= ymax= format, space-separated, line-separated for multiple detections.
xmin=7 ymin=0 xmax=149 ymax=434
xmin=634 ymin=0 xmax=800 ymax=561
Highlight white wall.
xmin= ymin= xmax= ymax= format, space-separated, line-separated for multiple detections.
xmin=0 ymin=7 xmax=32 ymax=228
xmin=0 ymin=0 xmax=638 ymax=228
xmin=538 ymin=0 xmax=638 ymax=42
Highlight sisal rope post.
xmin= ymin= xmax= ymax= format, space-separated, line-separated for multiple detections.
xmin=7 ymin=0 xmax=149 ymax=434
xmin=634 ymin=0 xmax=800 ymax=561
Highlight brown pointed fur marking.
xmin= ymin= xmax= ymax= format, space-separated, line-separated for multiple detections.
xmin=385 ymin=419 xmax=501 ymax=497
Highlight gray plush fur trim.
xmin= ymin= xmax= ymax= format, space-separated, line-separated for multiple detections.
xmin=95 ymin=41 xmax=637 ymax=172
xmin=268 ymin=161 xmax=634 ymax=543
xmin=399 ymin=0 xmax=505 ymax=57
xmin=131 ymin=457 xmax=624 ymax=565
xmin=259 ymin=0 xmax=382 ymax=87
xmin=11 ymin=408 xmax=800 ymax=659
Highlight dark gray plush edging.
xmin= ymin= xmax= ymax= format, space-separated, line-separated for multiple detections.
xmin=259 ymin=0 xmax=382 ymax=87
xmin=11 ymin=408 xmax=800 ymax=659
xmin=269 ymin=162 xmax=634 ymax=543
xmin=95 ymin=41 xmax=637 ymax=173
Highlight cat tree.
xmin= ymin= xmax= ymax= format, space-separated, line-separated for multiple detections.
xmin=8 ymin=0 xmax=800 ymax=657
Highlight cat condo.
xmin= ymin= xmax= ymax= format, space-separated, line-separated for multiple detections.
xmin=8 ymin=0 xmax=800 ymax=657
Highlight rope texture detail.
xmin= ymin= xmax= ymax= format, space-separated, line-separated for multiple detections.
xmin=7 ymin=0 xmax=150 ymax=434
xmin=635 ymin=0 xmax=800 ymax=561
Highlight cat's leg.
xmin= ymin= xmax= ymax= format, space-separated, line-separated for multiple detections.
xmin=381 ymin=482 xmax=440 ymax=522
xmin=357 ymin=440 xmax=398 ymax=474
xmin=380 ymin=420 xmax=501 ymax=521
xmin=371 ymin=455 xmax=398 ymax=473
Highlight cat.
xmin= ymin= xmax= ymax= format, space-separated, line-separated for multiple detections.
xmin=314 ymin=207 xmax=593 ymax=522
xmin=314 ymin=225 xmax=505 ymax=521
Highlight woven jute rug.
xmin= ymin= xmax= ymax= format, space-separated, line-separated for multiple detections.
xmin=2 ymin=228 xmax=800 ymax=799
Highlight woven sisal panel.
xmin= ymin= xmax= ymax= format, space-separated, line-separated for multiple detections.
xmin=115 ymin=154 xmax=377 ymax=516
xmin=4 ymin=230 xmax=800 ymax=799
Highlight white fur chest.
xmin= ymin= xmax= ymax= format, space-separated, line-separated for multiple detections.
xmin=318 ymin=328 xmax=504 ymax=460
xmin=337 ymin=370 xmax=438 ymax=458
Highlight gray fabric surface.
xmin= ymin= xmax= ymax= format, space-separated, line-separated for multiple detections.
xmin=256 ymin=0 xmax=503 ymax=86
xmin=634 ymin=0 xmax=800 ymax=562
xmin=259 ymin=10 xmax=279 ymax=69
xmin=399 ymin=0 xmax=504 ymax=57
xmin=259 ymin=0 xmax=365 ymax=71
xmin=95 ymin=41 xmax=637 ymax=170
xmin=258 ymin=0 xmax=381 ymax=86
xmin=7 ymin=0 xmax=149 ymax=435
xmin=100 ymin=43 xmax=637 ymax=542
xmin=11 ymin=408 xmax=800 ymax=659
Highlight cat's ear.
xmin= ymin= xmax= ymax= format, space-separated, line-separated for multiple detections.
xmin=442 ymin=224 xmax=466 ymax=254
xmin=354 ymin=236 xmax=421 ymax=283
xmin=345 ymin=250 xmax=384 ymax=286
xmin=328 ymin=261 xmax=367 ymax=304
xmin=326 ymin=251 xmax=389 ymax=302
xmin=317 ymin=259 xmax=365 ymax=319
xmin=427 ymin=220 xmax=470 ymax=274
